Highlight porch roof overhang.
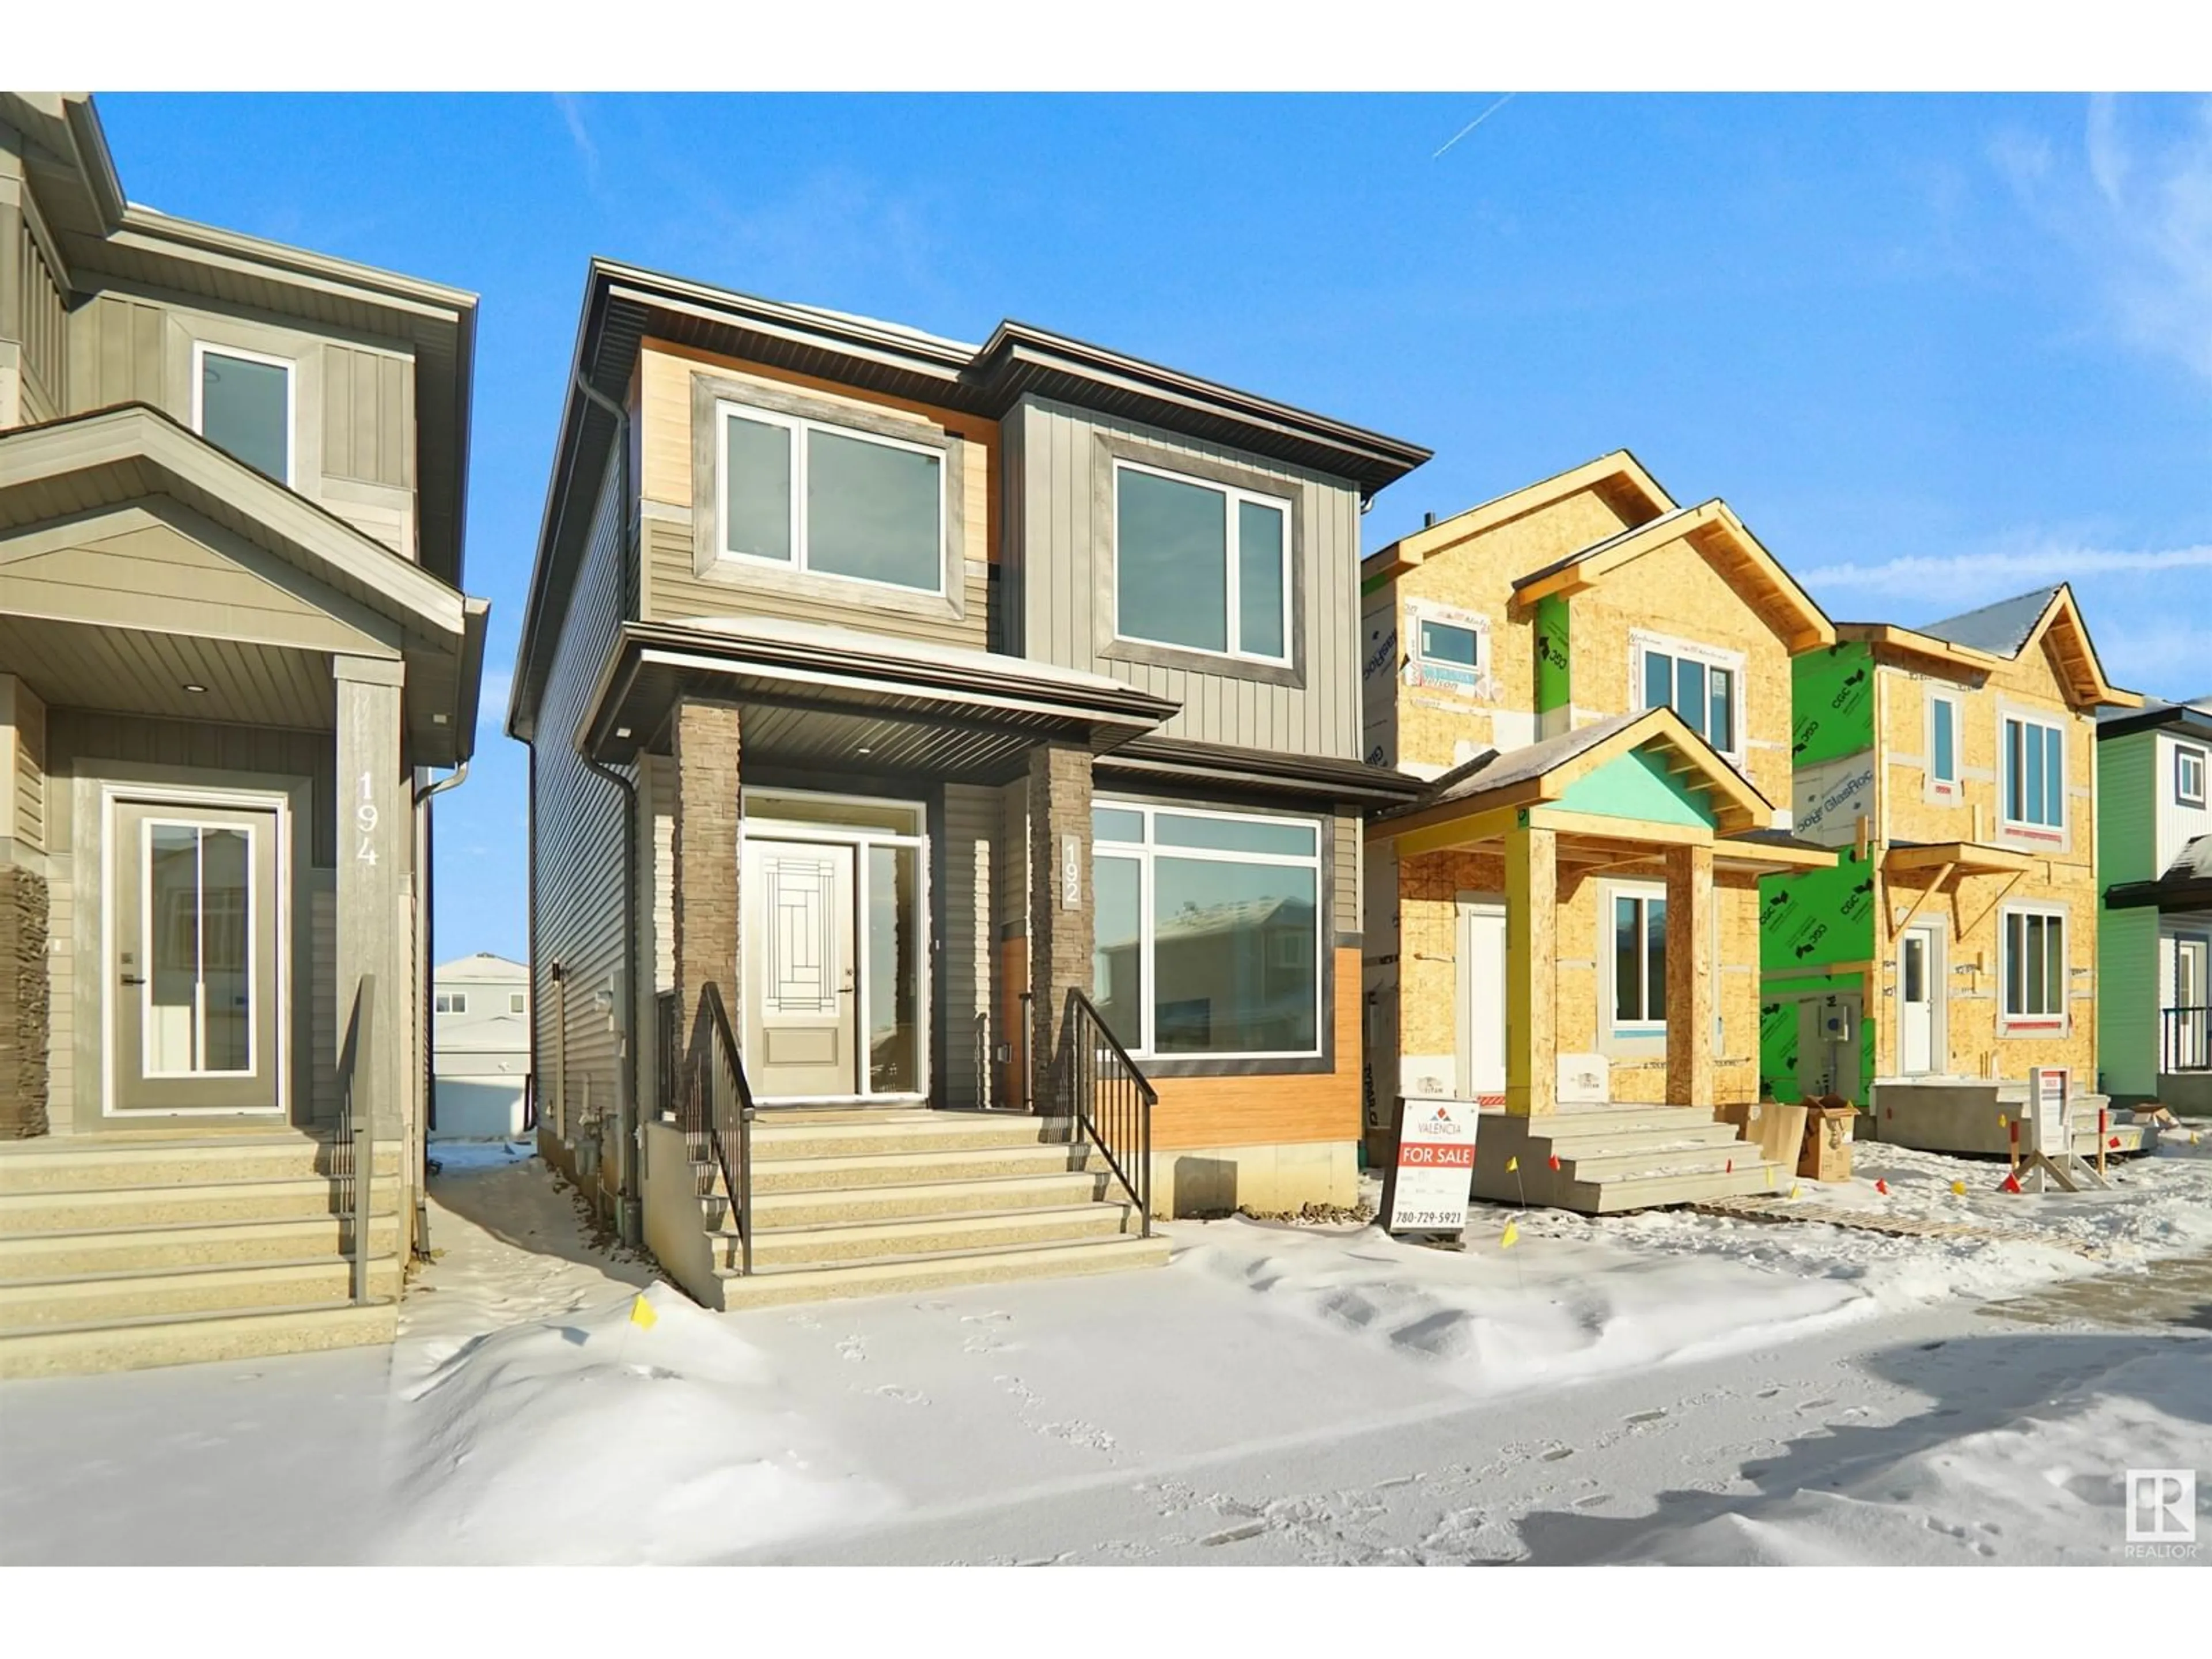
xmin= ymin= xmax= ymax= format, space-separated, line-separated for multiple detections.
xmin=1884 ymin=840 xmax=2038 ymax=878
xmin=1094 ymin=735 xmax=1426 ymax=808
xmin=1365 ymin=706 xmax=1815 ymax=866
xmin=2105 ymin=835 xmax=2212 ymax=913
xmin=0 ymin=404 xmax=486 ymax=766
xmin=577 ymin=616 xmax=1180 ymax=780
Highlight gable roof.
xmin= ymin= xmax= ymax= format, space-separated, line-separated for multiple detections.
xmin=1512 ymin=497 xmax=1835 ymax=653
xmin=510 ymin=260 xmax=1431 ymax=740
xmin=1375 ymin=706 xmax=1775 ymax=839
xmin=435 ymin=952 xmax=529 ymax=982
xmin=1362 ymin=449 xmax=1676 ymax=584
xmin=1844 ymin=584 xmax=2138 ymax=709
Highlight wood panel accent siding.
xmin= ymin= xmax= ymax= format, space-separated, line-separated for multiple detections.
xmin=529 ymin=445 xmax=632 ymax=1151
xmin=1007 ymin=395 xmax=1363 ymax=759
xmin=321 ymin=344 xmax=415 ymax=489
xmin=1150 ymin=947 xmax=1363 ymax=1150
xmin=633 ymin=338 xmax=995 ymax=652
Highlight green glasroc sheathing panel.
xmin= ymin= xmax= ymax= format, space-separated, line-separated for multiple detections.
xmin=1758 ymin=971 xmax=1877 ymax=1105
xmin=1536 ymin=593 xmax=1570 ymax=714
xmin=1790 ymin=642 xmax=1876 ymax=769
xmin=1555 ymin=746 xmax=1717 ymax=827
xmin=1758 ymin=850 xmax=1876 ymax=975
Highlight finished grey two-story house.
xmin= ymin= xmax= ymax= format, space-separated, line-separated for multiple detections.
xmin=0 ymin=93 xmax=486 ymax=1374
xmin=509 ymin=261 xmax=1427 ymax=1306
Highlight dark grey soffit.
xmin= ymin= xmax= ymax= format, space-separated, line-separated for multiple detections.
xmin=1096 ymin=734 xmax=1426 ymax=807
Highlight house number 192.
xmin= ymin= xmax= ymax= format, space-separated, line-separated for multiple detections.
xmin=355 ymin=771 xmax=379 ymax=865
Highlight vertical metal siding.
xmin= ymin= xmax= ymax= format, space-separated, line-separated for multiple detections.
xmin=529 ymin=445 xmax=631 ymax=1148
xmin=1012 ymin=396 xmax=1361 ymax=759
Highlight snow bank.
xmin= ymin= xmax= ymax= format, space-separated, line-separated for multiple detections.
xmin=1176 ymin=1220 xmax=1876 ymax=1400
xmin=1604 ymin=1343 xmax=2211 ymax=1566
xmin=376 ymin=1283 xmax=899 ymax=1565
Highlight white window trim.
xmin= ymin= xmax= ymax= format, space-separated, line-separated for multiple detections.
xmin=509 ymin=993 xmax=528 ymax=1014
xmin=1092 ymin=798 xmax=1323 ymax=1061
xmin=714 ymin=399 xmax=949 ymax=598
xmin=1109 ymin=457 xmax=1293 ymax=667
xmin=1606 ymin=880 xmax=1669 ymax=1036
xmin=2177 ymin=743 xmax=2207 ymax=810
xmin=1925 ymin=687 xmax=1963 ymax=801
xmin=191 ymin=340 xmax=296 ymax=486
xmin=1630 ymin=628 xmax=1745 ymax=761
xmin=1998 ymin=902 xmax=2069 ymax=1033
xmin=1999 ymin=708 xmax=2067 ymax=837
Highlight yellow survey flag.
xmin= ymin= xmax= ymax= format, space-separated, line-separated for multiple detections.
xmin=1499 ymin=1219 xmax=1520 ymax=1249
xmin=1997 ymin=1114 xmax=2008 ymax=1128
xmin=1505 ymin=1155 xmax=1518 ymax=1172
xmin=630 ymin=1293 xmax=657 ymax=1330
xmin=1788 ymin=1184 xmax=1801 ymax=1200
xmin=1950 ymin=1179 xmax=1967 ymax=1196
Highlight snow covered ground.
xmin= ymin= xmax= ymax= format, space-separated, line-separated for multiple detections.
xmin=2 ymin=1129 xmax=2206 ymax=1566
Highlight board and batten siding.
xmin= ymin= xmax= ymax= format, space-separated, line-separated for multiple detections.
xmin=633 ymin=338 xmax=996 ymax=653
xmin=1006 ymin=395 xmax=1363 ymax=760
xmin=530 ymin=445 xmax=632 ymax=1150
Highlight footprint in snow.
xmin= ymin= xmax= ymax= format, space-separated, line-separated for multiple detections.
xmin=961 ymin=1310 xmax=1012 ymax=1325
xmin=873 ymin=1384 xmax=929 ymax=1406
xmin=1540 ymin=1446 xmax=1575 ymax=1462
xmin=836 ymin=1336 xmax=868 ymax=1363
xmin=1624 ymin=1409 xmax=1668 ymax=1425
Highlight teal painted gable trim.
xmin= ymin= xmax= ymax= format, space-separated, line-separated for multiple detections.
xmin=1555 ymin=746 xmax=1716 ymax=827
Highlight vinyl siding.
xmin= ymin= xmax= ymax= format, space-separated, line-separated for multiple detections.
xmin=1331 ymin=810 xmax=1361 ymax=940
xmin=16 ymin=210 xmax=67 ymax=422
xmin=937 ymin=783 xmax=997 ymax=1110
xmin=321 ymin=343 xmax=415 ymax=488
xmin=68 ymin=292 xmax=166 ymax=411
xmin=2096 ymin=729 xmax=2157 ymax=887
xmin=1006 ymin=395 xmax=1363 ymax=760
xmin=530 ymin=444 xmax=631 ymax=1150
xmin=2098 ymin=907 xmax=2158 ymax=1096
xmin=3 ymin=676 xmax=46 ymax=853
xmin=2154 ymin=732 xmax=2212 ymax=876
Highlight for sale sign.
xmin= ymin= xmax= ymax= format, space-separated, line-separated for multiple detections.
xmin=1384 ymin=1097 xmax=1478 ymax=1236
xmin=2030 ymin=1067 xmax=2071 ymax=1158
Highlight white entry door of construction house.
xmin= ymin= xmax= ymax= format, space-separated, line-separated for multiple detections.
xmin=1457 ymin=895 xmax=1507 ymax=1103
xmin=107 ymin=795 xmax=284 ymax=1115
xmin=1898 ymin=925 xmax=1940 ymax=1075
xmin=741 ymin=790 xmax=927 ymax=1104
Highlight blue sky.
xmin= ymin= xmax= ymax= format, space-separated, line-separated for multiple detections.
xmin=94 ymin=93 xmax=2212 ymax=963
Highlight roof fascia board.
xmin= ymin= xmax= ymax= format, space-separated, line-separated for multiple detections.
xmin=103 ymin=210 xmax=475 ymax=322
xmin=1368 ymin=450 xmax=1674 ymax=577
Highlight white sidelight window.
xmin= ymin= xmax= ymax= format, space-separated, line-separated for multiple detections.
xmin=717 ymin=401 xmax=946 ymax=593
xmin=1609 ymin=886 xmax=1668 ymax=1032
xmin=2001 ymin=713 xmax=2067 ymax=832
xmin=2001 ymin=907 xmax=2067 ymax=1029
xmin=1112 ymin=460 xmax=1290 ymax=664
xmin=1091 ymin=801 xmax=1321 ymax=1059
xmin=193 ymin=343 xmax=293 ymax=483
xmin=1927 ymin=689 xmax=1961 ymax=798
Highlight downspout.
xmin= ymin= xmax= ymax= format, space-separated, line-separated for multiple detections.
xmin=410 ymin=756 xmax=471 ymax=1259
xmin=574 ymin=367 xmax=644 ymax=1248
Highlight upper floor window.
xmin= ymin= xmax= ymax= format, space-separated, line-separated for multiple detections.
xmin=1928 ymin=690 xmax=1961 ymax=797
xmin=509 ymin=992 xmax=528 ymax=1014
xmin=434 ymin=992 xmax=467 ymax=1015
xmin=194 ymin=344 xmax=293 ymax=484
xmin=1635 ymin=633 xmax=1739 ymax=756
xmin=1113 ymin=460 xmax=1289 ymax=665
xmin=2001 ymin=713 xmax=2066 ymax=831
xmin=718 ymin=401 xmax=945 ymax=594
xmin=2178 ymin=744 xmax=2207 ymax=810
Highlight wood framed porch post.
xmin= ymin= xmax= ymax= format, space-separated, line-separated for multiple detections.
xmin=1027 ymin=743 xmax=1093 ymax=1114
xmin=1504 ymin=818 xmax=1556 ymax=1117
xmin=1664 ymin=841 xmax=1715 ymax=1107
xmin=672 ymin=698 xmax=742 ymax=1051
xmin=334 ymin=655 xmax=407 ymax=1138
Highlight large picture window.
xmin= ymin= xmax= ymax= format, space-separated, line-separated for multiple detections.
xmin=1611 ymin=888 xmax=1668 ymax=1031
xmin=2001 ymin=714 xmax=2066 ymax=831
xmin=1113 ymin=460 xmax=1290 ymax=664
xmin=2002 ymin=907 xmax=2066 ymax=1027
xmin=1092 ymin=802 xmax=1321 ymax=1059
xmin=1635 ymin=634 xmax=1739 ymax=755
xmin=717 ymin=401 xmax=945 ymax=593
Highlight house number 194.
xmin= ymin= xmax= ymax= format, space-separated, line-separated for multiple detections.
xmin=355 ymin=771 xmax=380 ymax=865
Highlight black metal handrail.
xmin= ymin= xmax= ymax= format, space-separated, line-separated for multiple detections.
xmin=1056 ymin=987 xmax=1153 ymax=1238
xmin=335 ymin=974 xmax=375 ymax=1305
xmin=2161 ymin=1004 xmax=2210 ymax=1074
xmin=681 ymin=982 xmax=757 ymax=1275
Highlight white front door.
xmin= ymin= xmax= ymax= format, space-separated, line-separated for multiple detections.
xmin=1899 ymin=925 xmax=1938 ymax=1075
xmin=743 ymin=840 xmax=858 ymax=1098
xmin=1458 ymin=897 xmax=1507 ymax=1101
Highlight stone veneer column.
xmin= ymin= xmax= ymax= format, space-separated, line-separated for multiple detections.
xmin=1664 ymin=841 xmax=1715 ymax=1107
xmin=1027 ymin=744 xmax=1093 ymax=1114
xmin=672 ymin=699 xmax=743 ymax=1056
xmin=0 ymin=865 xmax=50 ymax=1137
xmin=1503 ymin=820 xmax=1558 ymax=1117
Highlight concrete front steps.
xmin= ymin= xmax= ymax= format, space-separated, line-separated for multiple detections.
xmin=0 ymin=1130 xmax=402 ymax=1378
xmin=691 ymin=1109 xmax=1168 ymax=1310
xmin=1472 ymin=1104 xmax=1789 ymax=1215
